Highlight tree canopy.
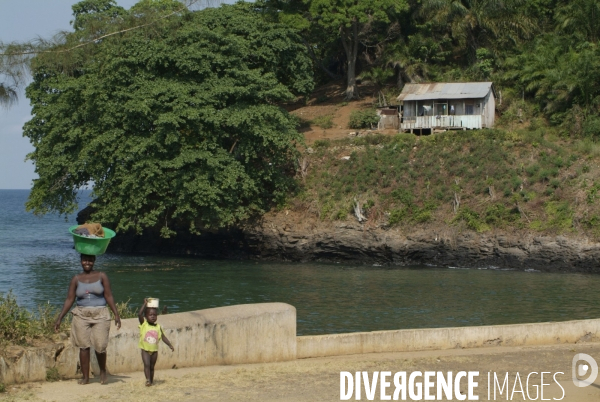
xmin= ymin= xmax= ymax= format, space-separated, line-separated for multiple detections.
xmin=24 ymin=1 xmax=313 ymax=236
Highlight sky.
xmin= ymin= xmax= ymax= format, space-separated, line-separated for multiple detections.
xmin=0 ymin=0 xmax=145 ymax=189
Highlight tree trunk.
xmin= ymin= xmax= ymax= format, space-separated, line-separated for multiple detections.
xmin=340 ymin=20 xmax=360 ymax=100
xmin=396 ymin=67 xmax=404 ymax=88
xmin=346 ymin=59 xmax=357 ymax=99
xmin=302 ymin=39 xmax=341 ymax=81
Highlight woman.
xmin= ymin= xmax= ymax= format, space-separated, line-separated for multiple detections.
xmin=54 ymin=254 xmax=121 ymax=385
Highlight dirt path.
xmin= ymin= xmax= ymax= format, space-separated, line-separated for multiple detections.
xmin=284 ymin=81 xmax=400 ymax=144
xmin=3 ymin=342 xmax=600 ymax=401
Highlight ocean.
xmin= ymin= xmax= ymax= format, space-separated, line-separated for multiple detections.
xmin=1 ymin=189 xmax=600 ymax=335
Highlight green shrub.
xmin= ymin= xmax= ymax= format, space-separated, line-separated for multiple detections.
xmin=0 ymin=291 xmax=69 ymax=345
xmin=46 ymin=367 xmax=60 ymax=382
xmin=313 ymin=139 xmax=331 ymax=149
xmin=391 ymin=188 xmax=414 ymax=206
xmin=0 ymin=291 xmax=39 ymax=345
xmin=362 ymin=199 xmax=375 ymax=212
xmin=582 ymin=115 xmax=600 ymax=138
xmin=414 ymin=210 xmax=433 ymax=223
xmin=312 ymin=114 xmax=334 ymax=129
xmin=364 ymin=133 xmax=389 ymax=145
xmin=484 ymin=204 xmax=520 ymax=226
xmin=453 ymin=208 xmax=490 ymax=232
xmin=510 ymin=176 xmax=522 ymax=191
xmin=334 ymin=209 xmax=348 ymax=220
xmin=582 ymin=214 xmax=600 ymax=229
xmin=544 ymin=201 xmax=573 ymax=230
xmin=349 ymin=109 xmax=379 ymax=129
xmin=0 ymin=383 xmax=5 ymax=393
xmin=388 ymin=208 xmax=407 ymax=225
xmin=525 ymin=164 xmax=540 ymax=176
xmin=587 ymin=182 xmax=600 ymax=204
xmin=115 ymin=298 xmax=138 ymax=319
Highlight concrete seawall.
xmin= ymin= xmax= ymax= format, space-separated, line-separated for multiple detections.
xmin=56 ymin=302 xmax=297 ymax=378
xmin=1 ymin=303 xmax=599 ymax=385
xmin=297 ymin=319 xmax=600 ymax=359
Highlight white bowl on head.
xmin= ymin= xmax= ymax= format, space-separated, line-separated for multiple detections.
xmin=147 ymin=298 xmax=159 ymax=308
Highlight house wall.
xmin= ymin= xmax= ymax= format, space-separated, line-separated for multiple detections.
xmin=378 ymin=115 xmax=399 ymax=129
xmin=483 ymin=91 xmax=496 ymax=128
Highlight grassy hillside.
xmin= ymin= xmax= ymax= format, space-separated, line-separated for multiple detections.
xmin=289 ymin=128 xmax=600 ymax=239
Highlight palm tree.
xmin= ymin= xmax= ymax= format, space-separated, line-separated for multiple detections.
xmin=384 ymin=33 xmax=446 ymax=86
xmin=0 ymin=41 xmax=31 ymax=108
xmin=0 ymin=83 xmax=18 ymax=108
xmin=555 ymin=0 xmax=600 ymax=44
xmin=420 ymin=0 xmax=535 ymax=61
xmin=505 ymin=34 xmax=600 ymax=119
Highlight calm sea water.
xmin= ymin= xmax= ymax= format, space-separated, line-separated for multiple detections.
xmin=1 ymin=189 xmax=600 ymax=335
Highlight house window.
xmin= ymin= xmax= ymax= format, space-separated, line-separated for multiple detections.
xmin=418 ymin=103 xmax=433 ymax=116
xmin=434 ymin=102 xmax=448 ymax=116
xmin=465 ymin=104 xmax=474 ymax=115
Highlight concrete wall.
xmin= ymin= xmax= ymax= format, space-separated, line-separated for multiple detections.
xmin=0 ymin=343 xmax=64 ymax=384
xmin=2 ymin=304 xmax=600 ymax=385
xmin=56 ymin=303 xmax=297 ymax=378
xmin=297 ymin=319 xmax=600 ymax=359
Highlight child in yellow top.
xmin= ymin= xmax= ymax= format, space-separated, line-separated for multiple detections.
xmin=138 ymin=298 xmax=174 ymax=386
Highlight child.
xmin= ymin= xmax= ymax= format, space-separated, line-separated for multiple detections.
xmin=138 ymin=298 xmax=175 ymax=386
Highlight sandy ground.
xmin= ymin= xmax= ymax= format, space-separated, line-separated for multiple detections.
xmin=3 ymin=342 xmax=600 ymax=401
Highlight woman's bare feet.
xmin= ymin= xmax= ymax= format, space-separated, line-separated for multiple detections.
xmin=145 ymin=380 xmax=152 ymax=387
xmin=77 ymin=378 xmax=89 ymax=385
xmin=100 ymin=370 xmax=108 ymax=385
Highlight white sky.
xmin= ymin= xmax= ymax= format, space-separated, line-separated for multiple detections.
xmin=0 ymin=0 xmax=147 ymax=189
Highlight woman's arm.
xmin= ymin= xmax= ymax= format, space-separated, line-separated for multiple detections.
xmin=101 ymin=272 xmax=121 ymax=329
xmin=161 ymin=328 xmax=175 ymax=351
xmin=54 ymin=276 xmax=78 ymax=332
xmin=138 ymin=299 xmax=147 ymax=325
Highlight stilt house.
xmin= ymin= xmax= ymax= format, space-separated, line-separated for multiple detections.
xmin=398 ymin=82 xmax=495 ymax=132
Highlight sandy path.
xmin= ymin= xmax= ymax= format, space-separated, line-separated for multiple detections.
xmin=3 ymin=342 xmax=600 ymax=401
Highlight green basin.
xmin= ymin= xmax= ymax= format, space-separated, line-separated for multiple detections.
xmin=69 ymin=226 xmax=116 ymax=255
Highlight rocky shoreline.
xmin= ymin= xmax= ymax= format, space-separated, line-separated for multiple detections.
xmin=97 ymin=210 xmax=600 ymax=273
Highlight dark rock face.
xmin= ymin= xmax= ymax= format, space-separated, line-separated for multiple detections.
xmin=108 ymin=227 xmax=253 ymax=259
xmin=241 ymin=215 xmax=600 ymax=273
xmin=95 ymin=210 xmax=600 ymax=272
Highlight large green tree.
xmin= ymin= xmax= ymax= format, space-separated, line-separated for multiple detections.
xmin=24 ymin=1 xmax=313 ymax=236
xmin=309 ymin=0 xmax=407 ymax=99
xmin=262 ymin=0 xmax=407 ymax=99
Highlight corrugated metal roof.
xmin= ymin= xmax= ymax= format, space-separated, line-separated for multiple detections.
xmin=397 ymin=82 xmax=493 ymax=101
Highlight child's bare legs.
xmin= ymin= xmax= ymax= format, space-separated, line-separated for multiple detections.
xmin=141 ymin=350 xmax=158 ymax=385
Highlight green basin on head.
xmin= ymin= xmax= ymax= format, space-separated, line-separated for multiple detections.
xmin=69 ymin=226 xmax=116 ymax=256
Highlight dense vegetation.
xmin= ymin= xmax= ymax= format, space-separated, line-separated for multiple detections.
xmin=1 ymin=0 xmax=599 ymax=236
xmin=22 ymin=1 xmax=313 ymax=236
xmin=261 ymin=0 xmax=600 ymax=129
xmin=296 ymin=129 xmax=600 ymax=237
